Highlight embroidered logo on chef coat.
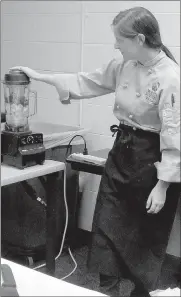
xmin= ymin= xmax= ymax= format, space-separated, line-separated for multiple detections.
xmin=171 ymin=93 xmax=175 ymax=107
xmin=162 ymin=94 xmax=180 ymax=135
xmin=144 ymin=81 xmax=160 ymax=105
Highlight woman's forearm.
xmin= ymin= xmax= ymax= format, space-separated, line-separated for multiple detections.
xmin=35 ymin=73 xmax=55 ymax=85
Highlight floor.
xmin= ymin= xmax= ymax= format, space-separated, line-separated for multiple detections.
xmin=39 ymin=245 xmax=100 ymax=292
xmin=37 ymin=230 xmax=180 ymax=294
xmin=2 ymin=230 xmax=180 ymax=295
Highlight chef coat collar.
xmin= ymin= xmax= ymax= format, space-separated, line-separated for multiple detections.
xmin=136 ymin=50 xmax=166 ymax=67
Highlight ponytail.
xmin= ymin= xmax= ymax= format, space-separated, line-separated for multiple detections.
xmin=161 ymin=44 xmax=178 ymax=64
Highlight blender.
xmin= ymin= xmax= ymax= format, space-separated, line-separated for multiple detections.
xmin=1 ymin=69 xmax=45 ymax=169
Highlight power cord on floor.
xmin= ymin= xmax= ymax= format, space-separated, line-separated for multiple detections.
xmin=33 ymin=164 xmax=78 ymax=280
xmin=60 ymin=247 xmax=77 ymax=280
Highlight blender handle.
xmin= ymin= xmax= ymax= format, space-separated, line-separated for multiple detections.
xmin=28 ymin=90 xmax=37 ymax=117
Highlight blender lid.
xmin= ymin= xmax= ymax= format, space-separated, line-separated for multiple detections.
xmin=4 ymin=69 xmax=30 ymax=85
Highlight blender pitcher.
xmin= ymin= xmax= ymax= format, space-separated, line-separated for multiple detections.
xmin=3 ymin=69 xmax=37 ymax=133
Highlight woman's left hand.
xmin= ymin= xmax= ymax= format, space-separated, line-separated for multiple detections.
xmin=146 ymin=182 xmax=167 ymax=214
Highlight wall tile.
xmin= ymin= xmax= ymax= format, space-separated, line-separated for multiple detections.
xmin=2 ymin=1 xmax=82 ymax=14
xmin=2 ymin=15 xmax=36 ymax=41
xmin=83 ymin=1 xmax=137 ymax=13
xmin=133 ymin=1 xmax=180 ymax=13
xmin=2 ymin=41 xmax=81 ymax=72
xmin=84 ymin=13 xmax=116 ymax=44
xmin=36 ymin=97 xmax=80 ymax=126
xmin=32 ymin=15 xmax=81 ymax=43
xmin=170 ymin=47 xmax=180 ymax=65
xmin=83 ymin=12 xmax=180 ymax=45
xmin=2 ymin=14 xmax=81 ymax=43
xmin=156 ymin=14 xmax=180 ymax=46
xmin=83 ymin=1 xmax=180 ymax=13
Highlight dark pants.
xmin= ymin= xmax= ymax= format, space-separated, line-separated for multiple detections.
xmin=87 ymin=124 xmax=180 ymax=296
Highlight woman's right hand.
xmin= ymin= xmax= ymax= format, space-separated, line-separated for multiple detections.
xmin=10 ymin=66 xmax=40 ymax=80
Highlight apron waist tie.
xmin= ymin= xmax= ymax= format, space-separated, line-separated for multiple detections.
xmin=110 ymin=124 xmax=123 ymax=137
xmin=110 ymin=124 xmax=132 ymax=144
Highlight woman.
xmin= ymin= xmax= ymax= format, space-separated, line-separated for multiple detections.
xmin=11 ymin=7 xmax=180 ymax=296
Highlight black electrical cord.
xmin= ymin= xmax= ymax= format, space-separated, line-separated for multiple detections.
xmin=65 ymin=134 xmax=88 ymax=158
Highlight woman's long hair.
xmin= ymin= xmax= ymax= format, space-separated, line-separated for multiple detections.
xmin=112 ymin=7 xmax=177 ymax=64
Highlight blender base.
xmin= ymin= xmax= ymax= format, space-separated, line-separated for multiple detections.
xmin=1 ymin=152 xmax=45 ymax=169
xmin=1 ymin=131 xmax=46 ymax=169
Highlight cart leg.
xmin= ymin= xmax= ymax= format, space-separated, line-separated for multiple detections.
xmin=45 ymin=171 xmax=60 ymax=275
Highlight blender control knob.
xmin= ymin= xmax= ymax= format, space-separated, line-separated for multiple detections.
xmin=27 ymin=135 xmax=34 ymax=144
xmin=21 ymin=137 xmax=27 ymax=145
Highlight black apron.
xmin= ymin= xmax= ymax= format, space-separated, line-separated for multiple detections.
xmin=87 ymin=123 xmax=180 ymax=295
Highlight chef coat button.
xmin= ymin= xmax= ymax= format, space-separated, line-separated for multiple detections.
xmin=147 ymin=69 xmax=153 ymax=75
xmin=116 ymin=105 xmax=119 ymax=109
xmin=136 ymin=92 xmax=141 ymax=97
xmin=168 ymin=128 xmax=173 ymax=134
xmin=122 ymin=83 xmax=128 ymax=89
xmin=129 ymin=114 xmax=133 ymax=119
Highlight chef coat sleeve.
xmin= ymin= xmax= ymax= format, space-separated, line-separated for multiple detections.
xmin=154 ymin=78 xmax=180 ymax=183
xmin=53 ymin=58 xmax=122 ymax=102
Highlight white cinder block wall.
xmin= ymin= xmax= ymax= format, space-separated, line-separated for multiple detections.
xmin=1 ymin=1 xmax=180 ymax=256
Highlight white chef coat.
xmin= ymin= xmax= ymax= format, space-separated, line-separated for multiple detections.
xmin=54 ymin=51 xmax=180 ymax=183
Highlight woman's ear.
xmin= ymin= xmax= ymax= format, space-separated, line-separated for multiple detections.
xmin=136 ymin=34 xmax=145 ymax=46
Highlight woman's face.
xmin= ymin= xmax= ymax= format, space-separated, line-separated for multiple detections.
xmin=113 ymin=26 xmax=141 ymax=61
